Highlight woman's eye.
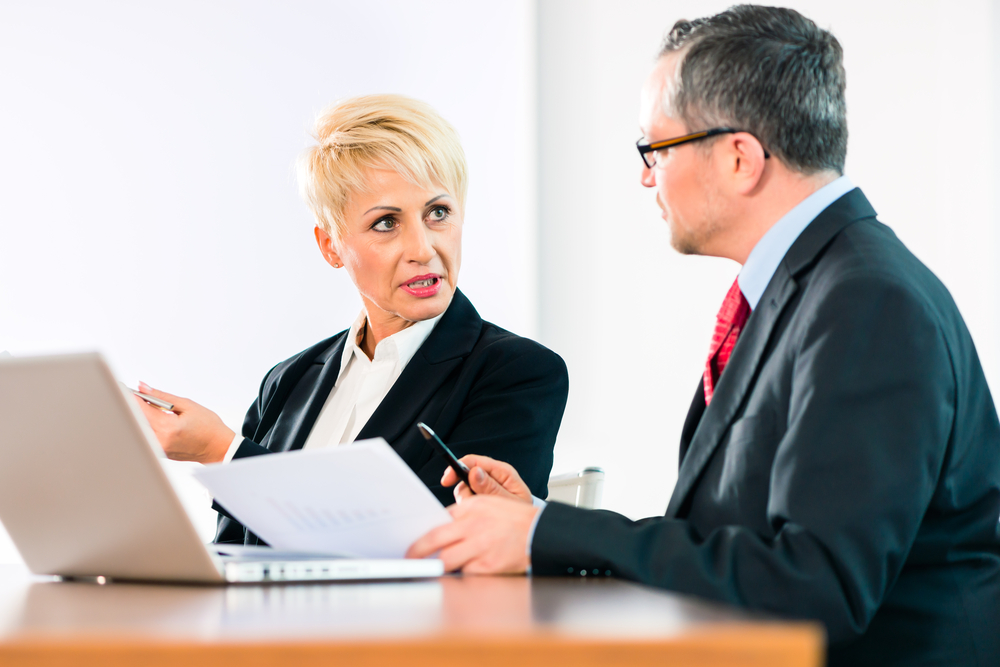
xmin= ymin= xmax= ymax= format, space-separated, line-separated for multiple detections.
xmin=372 ymin=217 xmax=397 ymax=232
xmin=428 ymin=206 xmax=448 ymax=221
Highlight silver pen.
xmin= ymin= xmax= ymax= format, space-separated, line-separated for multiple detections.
xmin=126 ymin=387 xmax=175 ymax=412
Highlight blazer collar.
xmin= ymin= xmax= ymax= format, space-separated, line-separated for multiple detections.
xmin=357 ymin=287 xmax=482 ymax=444
xmin=261 ymin=288 xmax=482 ymax=453
xmin=411 ymin=287 xmax=483 ymax=363
xmin=782 ymin=188 xmax=877 ymax=277
xmin=665 ymin=188 xmax=878 ymax=517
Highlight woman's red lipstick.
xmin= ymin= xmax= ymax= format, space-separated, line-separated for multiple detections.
xmin=401 ymin=273 xmax=443 ymax=297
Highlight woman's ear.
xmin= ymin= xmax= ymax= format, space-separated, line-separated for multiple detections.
xmin=314 ymin=226 xmax=344 ymax=268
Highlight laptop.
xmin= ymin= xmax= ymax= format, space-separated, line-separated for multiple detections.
xmin=0 ymin=353 xmax=443 ymax=584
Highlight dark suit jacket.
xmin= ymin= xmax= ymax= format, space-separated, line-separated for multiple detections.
xmin=531 ymin=189 xmax=1000 ymax=667
xmin=215 ymin=289 xmax=568 ymax=545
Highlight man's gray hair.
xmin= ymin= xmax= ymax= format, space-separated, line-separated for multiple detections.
xmin=660 ymin=5 xmax=847 ymax=174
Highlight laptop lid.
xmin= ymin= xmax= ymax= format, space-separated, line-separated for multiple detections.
xmin=0 ymin=353 xmax=225 ymax=583
xmin=0 ymin=353 xmax=445 ymax=585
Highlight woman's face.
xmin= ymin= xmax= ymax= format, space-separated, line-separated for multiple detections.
xmin=315 ymin=168 xmax=463 ymax=333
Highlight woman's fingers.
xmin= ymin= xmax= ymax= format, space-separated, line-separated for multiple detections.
xmin=132 ymin=386 xmax=234 ymax=464
xmin=457 ymin=455 xmax=531 ymax=502
xmin=441 ymin=454 xmax=495 ymax=486
xmin=453 ymin=481 xmax=472 ymax=502
xmin=459 ymin=455 xmax=518 ymax=484
xmin=440 ymin=455 xmax=531 ymax=503
xmin=470 ymin=467 xmax=519 ymax=498
xmin=133 ymin=394 xmax=170 ymax=426
xmin=454 ymin=454 xmax=501 ymax=472
xmin=441 ymin=466 xmax=459 ymax=486
xmin=137 ymin=382 xmax=186 ymax=410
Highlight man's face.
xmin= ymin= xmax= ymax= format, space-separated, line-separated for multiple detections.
xmin=639 ymin=55 xmax=723 ymax=256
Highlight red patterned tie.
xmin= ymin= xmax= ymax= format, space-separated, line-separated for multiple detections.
xmin=703 ymin=278 xmax=751 ymax=405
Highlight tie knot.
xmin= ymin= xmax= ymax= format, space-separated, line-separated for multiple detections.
xmin=703 ymin=278 xmax=751 ymax=405
xmin=718 ymin=278 xmax=750 ymax=329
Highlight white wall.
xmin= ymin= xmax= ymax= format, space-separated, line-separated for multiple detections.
xmin=538 ymin=0 xmax=999 ymax=520
xmin=0 ymin=0 xmax=537 ymax=563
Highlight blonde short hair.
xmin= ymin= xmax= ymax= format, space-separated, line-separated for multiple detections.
xmin=298 ymin=94 xmax=468 ymax=239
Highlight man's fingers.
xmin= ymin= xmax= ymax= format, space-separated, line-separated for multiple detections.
xmin=435 ymin=537 xmax=486 ymax=573
xmin=407 ymin=499 xmax=482 ymax=558
xmin=405 ymin=520 xmax=464 ymax=560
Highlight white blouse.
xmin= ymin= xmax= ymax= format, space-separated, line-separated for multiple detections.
xmin=223 ymin=310 xmax=442 ymax=462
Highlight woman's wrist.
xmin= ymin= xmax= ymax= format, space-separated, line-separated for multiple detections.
xmin=202 ymin=426 xmax=236 ymax=464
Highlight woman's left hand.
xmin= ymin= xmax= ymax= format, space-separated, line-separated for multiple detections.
xmin=134 ymin=382 xmax=235 ymax=464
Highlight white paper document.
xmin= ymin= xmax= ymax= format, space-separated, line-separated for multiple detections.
xmin=193 ymin=438 xmax=452 ymax=558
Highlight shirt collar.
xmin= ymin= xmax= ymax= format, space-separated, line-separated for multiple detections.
xmin=738 ymin=175 xmax=855 ymax=310
xmin=338 ymin=309 xmax=444 ymax=379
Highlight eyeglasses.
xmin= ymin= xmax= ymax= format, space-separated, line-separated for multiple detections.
xmin=636 ymin=128 xmax=770 ymax=168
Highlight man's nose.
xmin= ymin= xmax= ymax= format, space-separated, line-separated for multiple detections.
xmin=640 ymin=163 xmax=656 ymax=188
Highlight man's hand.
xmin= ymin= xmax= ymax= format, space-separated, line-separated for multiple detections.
xmin=406 ymin=495 xmax=538 ymax=574
xmin=133 ymin=382 xmax=234 ymax=464
xmin=443 ymin=455 xmax=533 ymax=504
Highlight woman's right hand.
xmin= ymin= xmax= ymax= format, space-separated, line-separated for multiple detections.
xmin=443 ymin=455 xmax=533 ymax=504
xmin=133 ymin=382 xmax=235 ymax=464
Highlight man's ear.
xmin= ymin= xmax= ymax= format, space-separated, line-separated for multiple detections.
xmin=314 ymin=226 xmax=344 ymax=269
xmin=728 ymin=133 xmax=769 ymax=195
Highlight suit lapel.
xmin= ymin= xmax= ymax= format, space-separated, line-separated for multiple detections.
xmin=664 ymin=188 xmax=878 ymax=518
xmin=356 ymin=288 xmax=482 ymax=445
xmin=677 ymin=379 xmax=706 ymax=468
xmin=665 ymin=268 xmax=798 ymax=517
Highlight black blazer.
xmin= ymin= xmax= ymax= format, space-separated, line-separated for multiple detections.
xmin=531 ymin=189 xmax=1000 ymax=667
xmin=215 ymin=289 xmax=568 ymax=545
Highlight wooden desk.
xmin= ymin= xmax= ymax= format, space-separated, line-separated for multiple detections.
xmin=0 ymin=565 xmax=823 ymax=666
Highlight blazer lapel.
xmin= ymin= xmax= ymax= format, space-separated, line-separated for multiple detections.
xmin=664 ymin=188 xmax=878 ymax=518
xmin=356 ymin=288 xmax=482 ymax=445
xmin=259 ymin=333 xmax=347 ymax=452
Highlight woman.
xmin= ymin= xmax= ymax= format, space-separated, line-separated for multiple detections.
xmin=136 ymin=94 xmax=568 ymax=545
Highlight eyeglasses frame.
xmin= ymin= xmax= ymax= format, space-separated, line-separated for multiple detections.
xmin=636 ymin=128 xmax=770 ymax=168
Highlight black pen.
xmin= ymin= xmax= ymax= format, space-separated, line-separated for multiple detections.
xmin=416 ymin=422 xmax=475 ymax=495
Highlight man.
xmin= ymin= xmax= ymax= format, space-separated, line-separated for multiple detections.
xmin=407 ymin=6 xmax=1000 ymax=666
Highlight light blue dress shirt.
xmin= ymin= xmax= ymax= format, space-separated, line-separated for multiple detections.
xmin=525 ymin=174 xmax=856 ymax=572
xmin=737 ymin=175 xmax=855 ymax=309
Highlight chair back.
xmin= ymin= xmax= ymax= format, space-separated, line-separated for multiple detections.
xmin=546 ymin=467 xmax=605 ymax=509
